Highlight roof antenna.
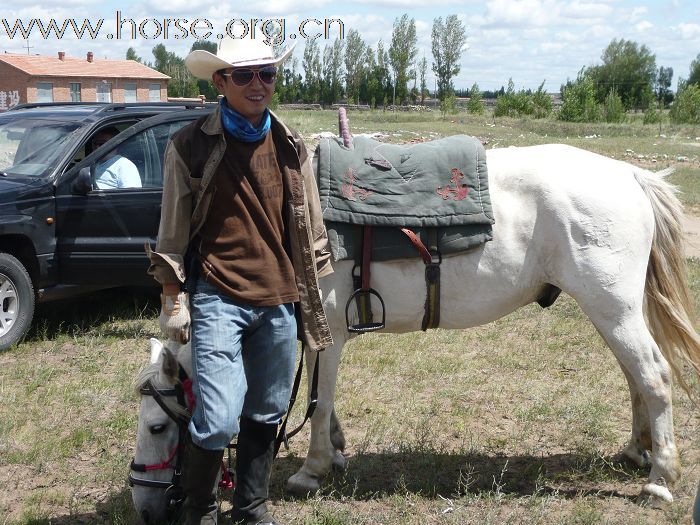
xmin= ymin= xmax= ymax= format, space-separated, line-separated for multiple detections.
xmin=24 ymin=38 xmax=33 ymax=55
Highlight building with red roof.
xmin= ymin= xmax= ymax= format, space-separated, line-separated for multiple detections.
xmin=0 ymin=51 xmax=170 ymax=109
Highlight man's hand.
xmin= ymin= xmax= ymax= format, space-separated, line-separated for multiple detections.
xmin=159 ymin=291 xmax=190 ymax=343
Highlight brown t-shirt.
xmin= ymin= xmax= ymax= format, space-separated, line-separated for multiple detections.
xmin=195 ymin=132 xmax=299 ymax=306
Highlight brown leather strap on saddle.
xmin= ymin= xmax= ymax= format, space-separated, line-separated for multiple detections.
xmin=400 ymin=228 xmax=441 ymax=330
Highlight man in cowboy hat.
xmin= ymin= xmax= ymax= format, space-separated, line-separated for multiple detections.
xmin=147 ymin=36 xmax=333 ymax=525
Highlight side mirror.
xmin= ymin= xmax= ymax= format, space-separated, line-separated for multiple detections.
xmin=72 ymin=166 xmax=93 ymax=195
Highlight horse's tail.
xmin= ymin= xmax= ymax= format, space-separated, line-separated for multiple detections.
xmin=635 ymin=167 xmax=700 ymax=397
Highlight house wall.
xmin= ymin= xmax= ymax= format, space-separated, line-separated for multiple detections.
xmin=0 ymin=63 xmax=168 ymax=108
xmin=0 ymin=63 xmax=29 ymax=109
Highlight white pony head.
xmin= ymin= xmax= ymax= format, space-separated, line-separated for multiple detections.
xmin=130 ymin=338 xmax=192 ymax=524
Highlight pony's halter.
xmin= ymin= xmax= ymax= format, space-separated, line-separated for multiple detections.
xmin=128 ymin=375 xmax=190 ymax=513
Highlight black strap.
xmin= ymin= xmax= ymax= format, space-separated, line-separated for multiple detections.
xmin=146 ymin=380 xmax=189 ymax=426
xmin=274 ymin=347 xmax=319 ymax=457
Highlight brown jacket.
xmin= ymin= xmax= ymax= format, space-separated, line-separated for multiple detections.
xmin=147 ymin=106 xmax=333 ymax=351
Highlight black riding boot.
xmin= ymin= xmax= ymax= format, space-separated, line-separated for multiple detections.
xmin=181 ymin=433 xmax=224 ymax=525
xmin=231 ymin=418 xmax=280 ymax=525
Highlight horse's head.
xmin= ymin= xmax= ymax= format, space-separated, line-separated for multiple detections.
xmin=130 ymin=338 xmax=192 ymax=524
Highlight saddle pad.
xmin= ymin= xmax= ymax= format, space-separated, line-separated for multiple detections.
xmin=326 ymin=222 xmax=494 ymax=262
xmin=316 ymin=134 xmax=494 ymax=228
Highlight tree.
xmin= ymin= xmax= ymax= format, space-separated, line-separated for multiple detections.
xmin=494 ymin=78 xmax=537 ymax=118
xmin=531 ymin=81 xmax=552 ymax=119
xmin=344 ymin=29 xmax=366 ymax=105
xmin=279 ymin=57 xmax=302 ymax=103
xmin=190 ymin=40 xmax=218 ymax=101
xmin=126 ymin=47 xmax=141 ymax=63
xmin=321 ymin=39 xmax=344 ymax=105
xmin=388 ymin=14 xmax=418 ymax=105
xmin=418 ymin=55 xmax=428 ymax=104
xmin=302 ymin=38 xmax=322 ymax=103
xmin=587 ymin=39 xmax=656 ymax=110
xmin=603 ymin=87 xmax=625 ymax=123
xmin=558 ymin=68 xmax=601 ymax=122
xmin=152 ymin=43 xmax=198 ymax=98
xmin=655 ymin=66 xmax=674 ymax=107
xmin=431 ymin=15 xmax=467 ymax=101
xmin=688 ymin=53 xmax=700 ymax=86
xmin=466 ymin=82 xmax=484 ymax=114
xmin=365 ymin=41 xmax=390 ymax=108
xmin=670 ymin=84 xmax=700 ymax=124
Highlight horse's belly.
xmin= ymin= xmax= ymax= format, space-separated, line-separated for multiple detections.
xmin=330 ymin=250 xmax=538 ymax=334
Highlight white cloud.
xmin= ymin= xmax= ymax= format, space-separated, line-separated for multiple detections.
xmin=629 ymin=6 xmax=648 ymax=21
xmin=561 ymin=1 xmax=613 ymax=19
xmin=635 ymin=20 xmax=653 ymax=32
xmin=483 ymin=0 xmax=559 ymax=27
xmin=350 ymin=0 xmax=464 ymax=6
xmin=677 ymin=23 xmax=700 ymax=39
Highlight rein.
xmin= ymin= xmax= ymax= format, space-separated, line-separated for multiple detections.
xmin=130 ymin=348 xmax=319 ymax=491
xmin=128 ymin=378 xmax=189 ymax=494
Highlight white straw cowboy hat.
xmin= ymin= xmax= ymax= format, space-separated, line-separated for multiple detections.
xmin=185 ymin=37 xmax=295 ymax=80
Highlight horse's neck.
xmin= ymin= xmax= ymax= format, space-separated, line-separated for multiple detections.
xmin=178 ymin=343 xmax=193 ymax=378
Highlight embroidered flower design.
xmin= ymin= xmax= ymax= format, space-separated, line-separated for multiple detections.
xmin=341 ymin=168 xmax=373 ymax=201
xmin=436 ymin=168 xmax=469 ymax=201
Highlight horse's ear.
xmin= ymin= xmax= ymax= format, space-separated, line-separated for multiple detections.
xmin=161 ymin=346 xmax=179 ymax=382
xmin=149 ymin=338 xmax=163 ymax=364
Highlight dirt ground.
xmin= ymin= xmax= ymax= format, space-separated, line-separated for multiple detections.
xmin=684 ymin=213 xmax=700 ymax=258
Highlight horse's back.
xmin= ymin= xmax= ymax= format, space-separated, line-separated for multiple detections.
xmin=486 ymin=144 xmax=655 ymax=304
xmin=324 ymin=144 xmax=657 ymax=333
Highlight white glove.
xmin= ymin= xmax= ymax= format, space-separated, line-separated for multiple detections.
xmin=159 ymin=292 xmax=190 ymax=343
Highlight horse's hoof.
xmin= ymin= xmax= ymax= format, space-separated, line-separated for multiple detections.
xmin=640 ymin=480 xmax=673 ymax=508
xmin=620 ymin=446 xmax=651 ymax=469
xmin=285 ymin=472 xmax=321 ymax=497
xmin=332 ymin=451 xmax=348 ymax=472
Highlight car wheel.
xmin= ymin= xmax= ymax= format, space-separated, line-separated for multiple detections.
xmin=0 ymin=253 xmax=35 ymax=350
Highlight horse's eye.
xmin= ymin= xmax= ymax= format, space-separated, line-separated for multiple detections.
xmin=150 ymin=424 xmax=167 ymax=434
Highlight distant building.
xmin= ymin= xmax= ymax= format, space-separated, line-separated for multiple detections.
xmin=0 ymin=51 xmax=170 ymax=110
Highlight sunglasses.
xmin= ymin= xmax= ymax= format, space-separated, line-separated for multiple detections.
xmin=222 ymin=66 xmax=278 ymax=86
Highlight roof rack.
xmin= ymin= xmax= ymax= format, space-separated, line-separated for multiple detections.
xmin=8 ymin=102 xmax=104 ymax=111
xmin=8 ymin=101 xmax=209 ymax=112
xmin=94 ymin=102 xmax=209 ymax=113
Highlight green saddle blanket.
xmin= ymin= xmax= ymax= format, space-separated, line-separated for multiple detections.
xmin=316 ymin=134 xmax=494 ymax=227
xmin=315 ymin=135 xmax=495 ymax=262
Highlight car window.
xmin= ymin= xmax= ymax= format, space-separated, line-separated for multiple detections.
xmin=93 ymin=133 xmax=145 ymax=190
xmin=0 ymin=119 xmax=80 ymax=177
xmin=71 ymin=122 xmax=136 ymax=168
xmin=92 ymin=119 xmax=191 ymax=190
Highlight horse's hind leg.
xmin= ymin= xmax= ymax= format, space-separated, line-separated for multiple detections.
xmin=580 ymin=303 xmax=679 ymax=502
xmin=618 ymin=364 xmax=653 ymax=468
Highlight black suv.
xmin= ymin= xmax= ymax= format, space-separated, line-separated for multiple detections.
xmin=0 ymin=102 xmax=213 ymax=349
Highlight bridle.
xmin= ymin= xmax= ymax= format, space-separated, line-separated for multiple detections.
xmin=129 ymin=378 xmax=189 ymax=489
xmin=128 ymin=347 xmax=319 ymax=518
xmin=129 ymin=374 xmax=192 ymax=525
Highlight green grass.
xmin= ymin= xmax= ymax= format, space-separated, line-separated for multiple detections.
xmin=1 ymin=113 xmax=700 ymax=523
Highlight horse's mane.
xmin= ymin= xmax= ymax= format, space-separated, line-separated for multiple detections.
xmin=134 ymin=362 xmax=161 ymax=394
xmin=134 ymin=358 xmax=190 ymax=420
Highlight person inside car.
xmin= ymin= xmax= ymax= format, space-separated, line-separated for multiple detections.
xmin=92 ymin=126 xmax=142 ymax=189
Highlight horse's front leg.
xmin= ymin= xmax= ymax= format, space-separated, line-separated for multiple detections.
xmin=286 ymin=339 xmax=345 ymax=495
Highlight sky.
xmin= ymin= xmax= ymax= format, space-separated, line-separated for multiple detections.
xmin=1 ymin=0 xmax=698 ymax=93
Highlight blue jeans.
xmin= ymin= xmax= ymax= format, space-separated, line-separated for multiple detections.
xmin=188 ymin=279 xmax=297 ymax=450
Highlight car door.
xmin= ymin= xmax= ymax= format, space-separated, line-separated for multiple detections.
xmin=54 ymin=110 xmax=204 ymax=287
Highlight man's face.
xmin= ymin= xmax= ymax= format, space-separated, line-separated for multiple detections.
xmin=91 ymin=131 xmax=116 ymax=160
xmin=213 ymin=65 xmax=277 ymax=126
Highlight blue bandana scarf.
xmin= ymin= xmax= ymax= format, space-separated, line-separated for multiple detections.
xmin=219 ymin=98 xmax=271 ymax=142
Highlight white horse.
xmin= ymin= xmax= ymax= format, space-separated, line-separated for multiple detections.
xmin=131 ymin=144 xmax=700 ymax=521
xmin=130 ymin=338 xmax=192 ymax=524
xmin=288 ymin=144 xmax=700 ymax=505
